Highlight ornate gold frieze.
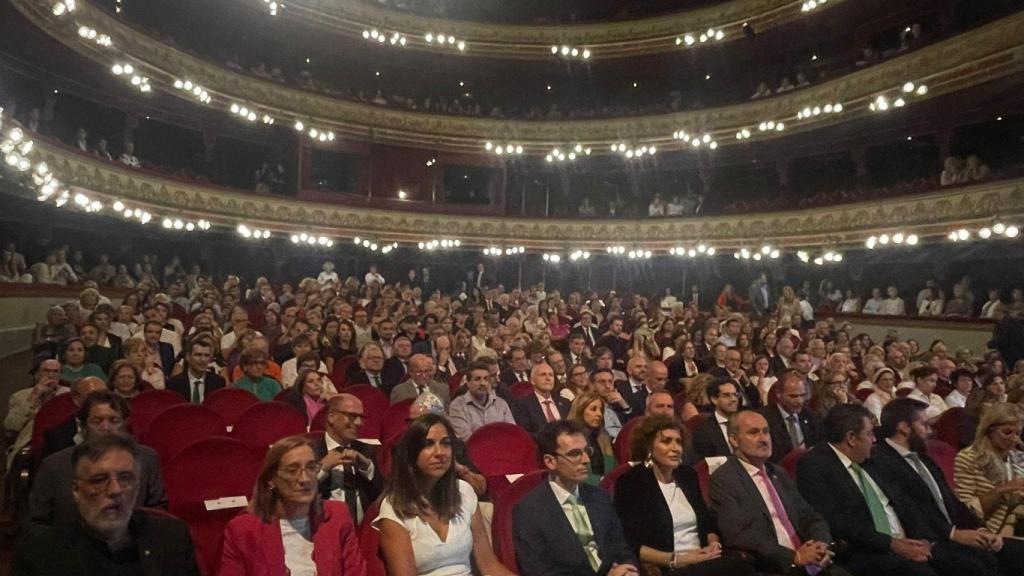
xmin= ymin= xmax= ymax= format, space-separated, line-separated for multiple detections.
xmin=26 ymin=138 xmax=1024 ymax=250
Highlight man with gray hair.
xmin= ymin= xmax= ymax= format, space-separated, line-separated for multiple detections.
xmin=4 ymin=358 xmax=66 ymax=469
xmin=389 ymin=353 xmax=451 ymax=406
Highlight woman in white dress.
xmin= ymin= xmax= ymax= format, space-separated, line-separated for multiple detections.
xmin=863 ymin=367 xmax=897 ymax=423
xmin=375 ymin=413 xmax=514 ymax=576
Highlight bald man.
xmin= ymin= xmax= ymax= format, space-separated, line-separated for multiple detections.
xmin=388 ymin=353 xmax=451 ymax=406
xmin=40 ymin=377 xmax=107 ymax=460
xmin=512 ymin=363 xmax=572 ymax=435
xmin=311 ymin=393 xmax=381 ymax=524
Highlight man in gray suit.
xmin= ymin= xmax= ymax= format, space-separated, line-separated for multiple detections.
xmin=710 ymin=410 xmax=849 ymax=575
xmin=389 ymin=353 xmax=451 ymax=406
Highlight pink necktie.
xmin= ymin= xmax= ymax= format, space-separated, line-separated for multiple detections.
xmin=543 ymin=400 xmax=557 ymax=422
xmin=758 ymin=467 xmax=801 ymax=548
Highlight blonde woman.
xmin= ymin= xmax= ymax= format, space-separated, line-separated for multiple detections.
xmin=122 ymin=337 xmax=165 ymax=390
xmin=569 ymin=391 xmax=617 ymax=484
xmin=679 ymin=374 xmax=713 ymax=421
xmin=775 ymin=286 xmax=802 ymax=328
xmin=953 ymin=403 xmax=1024 ymax=534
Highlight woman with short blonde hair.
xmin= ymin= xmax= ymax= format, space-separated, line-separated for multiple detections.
xmin=954 ymin=403 xmax=1024 ymax=534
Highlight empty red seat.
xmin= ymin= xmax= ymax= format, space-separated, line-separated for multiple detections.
xmin=30 ymin=393 xmax=77 ymax=463
xmin=130 ymin=389 xmax=187 ymax=443
xmin=510 ymin=381 xmax=534 ymax=398
xmin=164 ymin=437 xmax=262 ymax=576
xmin=467 ymin=423 xmax=540 ymax=501
xmin=358 ymin=499 xmax=387 ymax=576
xmin=600 ymin=462 xmax=635 ymax=494
xmin=344 ymin=384 xmax=389 ymax=440
xmin=779 ymin=447 xmax=808 ymax=479
xmin=612 ymin=417 xmax=642 ymax=464
xmin=202 ymin=388 xmax=259 ymax=429
xmin=933 ymin=407 xmax=965 ymax=449
xmin=491 ymin=470 xmax=547 ymax=572
xmin=380 ymin=399 xmax=413 ymax=443
xmin=230 ymin=401 xmax=307 ymax=452
xmin=146 ymin=404 xmax=226 ymax=464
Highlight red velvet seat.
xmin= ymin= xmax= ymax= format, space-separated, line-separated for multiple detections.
xmin=779 ymin=447 xmax=808 ymax=479
xmin=146 ymin=404 xmax=226 ymax=464
xmin=230 ymin=401 xmax=308 ymax=453
xmin=344 ymin=384 xmax=390 ymax=440
xmin=380 ymin=399 xmax=414 ymax=443
xmin=309 ymin=407 xmax=328 ymax=432
xmin=600 ymin=462 xmax=635 ymax=494
xmin=466 ymin=423 xmax=540 ymax=501
xmin=30 ymin=393 xmax=78 ymax=463
xmin=202 ymin=388 xmax=259 ymax=429
xmin=357 ymin=499 xmax=387 ymax=576
xmin=164 ymin=437 xmax=262 ymax=576
xmin=933 ymin=407 xmax=965 ymax=449
xmin=854 ymin=388 xmax=874 ymax=402
xmin=613 ymin=417 xmax=642 ymax=464
xmin=510 ymin=381 xmax=534 ymax=398
xmin=491 ymin=469 xmax=547 ymax=572
xmin=447 ymin=371 xmax=464 ymax=397
xmin=130 ymin=389 xmax=187 ymax=443
xmin=376 ymin=431 xmax=402 ymax=478
xmin=684 ymin=413 xmax=709 ymax=434
xmin=331 ymin=355 xmax=358 ymax=390
xmin=927 ymin=439 xmax=958 ymax=490
xmin=693 ymin=459 xmax=711 ymax=505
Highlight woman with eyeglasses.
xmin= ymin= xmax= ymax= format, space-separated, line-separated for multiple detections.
xmin=220 ymin=435 xmax=366 ymax=575
xmin=374 ymin=413 xmax=513 ymax=576
xmin=954 ymin=403 xmax=1024 ymax=535
xmin=614 ymin=415 xmax=755 ymax=575
xmin=811 ymin=368 xmax=855 ymax=420
xmin=560 ymin=364 xmax=591 ymax=403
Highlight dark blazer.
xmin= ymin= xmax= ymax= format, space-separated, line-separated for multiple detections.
xmin=309 ymin=433 xmax=382 ymax=525
xmin=572 ymin=325 xmax=598 ymax=349
xmin=513 ymin=480 xmax=635 ymax=576
xmin=28 ymin=444 xmax=167 ymax=529
xmin=684 ymin=412 xmax=732 ymax=464
xmin=165 ymin=371 xmax=226 ymax=402
xmin=40 ymin=417 xmax=77 ymax=461
xmin=346 ymin=369 xmax=387 ymax=391
xmin=760 ymin=405 xmax=824 ymax=462
xmin=869 ymin=440 xmax=981 ymax=539
xmin=381 ymin=356 xmax=408 ymax=395
xmin=616 ymin=380 xmax=649 ymax=419
xmin=710 ymin=368 xmax=762 ymax=409
xmin=156 ymin=342 xmax=176 ymax=378
xmin=796 ymin=443 xmax=935 ymax=556
xmin=710 ymin=457 xmax=832 ymax=574
xmin=614 ymin=464 xmax=715 ymax=559
xmin=512 ymin=393 xmax=572 ymax=435
xmin=13 ymin=508 xmax=200 ymax=575
xmin=769 ymin=355 xmax=791 ymax=376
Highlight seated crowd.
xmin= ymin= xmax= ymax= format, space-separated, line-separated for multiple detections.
xmin=7 ymin=261 xmax=1024 ymax=576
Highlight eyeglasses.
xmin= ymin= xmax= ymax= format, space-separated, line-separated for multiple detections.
xmin=77 ymin=471 xmax=137 ymax=493
xmin=278 ymin=462 xmax=320 ymax=479
xmin=554 ymin=446 xmax=594 ymax=463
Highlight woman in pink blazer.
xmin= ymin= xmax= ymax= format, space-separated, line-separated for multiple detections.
xmin=220 ymin=435 xmax=366 ymax=576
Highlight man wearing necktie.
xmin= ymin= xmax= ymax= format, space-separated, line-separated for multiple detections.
xmin=872 ymin=399 xmax=1021 ymax=575
xmin=797 ymin=404 xmax=1001 ymax=576
xmin=761 ymin=372 xmax=823 ymax=463
xmin=312 ymin=393 xmax=380 ymax=525
xmin=512 ymin=363 xmax=571 ymax=435
xmin=349 ymin=342 xmax=388 ymax=393
xmin=165 ymin=337 xmax=224 ymax=403
xmin=513 ymin=420 xmax=638 ymax=576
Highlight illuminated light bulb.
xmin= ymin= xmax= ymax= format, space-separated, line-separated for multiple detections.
xmin=111 ymin=64 xmax=123 ymax=75
xmin=766 ymin=121 xmax=776 ymax=130
xmin=53 ymin=2 xmax=67 ymax=15
xmin=699 ymin=34 xmax=708 ymax=43
xmin=776 ymin=123 xmax=785 ymax=131
xmin=906 ymin=234 xmax=918 ymax=245
xmin=684 ymin=34 xmax=695 ymax=46
xmin=560 ymin=45 xmax=570 ymax=55
xmin=515 ymin=145 xmax=523 ymax=154
xmin=112 ymin=200 xmax=124 ymax=212
xmin=715 ymin=30 xmax=724 ymax=40
xmin=753 ymin=253 xmax=762 ymax=261
xmin=993 ymin=223 xmax=1006 ymax=234
xmin=545 ymin=155 xmax=553 ymax=162
xmin=448 ymin=36 xmax=455 ymax=45
xmin=916 ymin=85 xmax=928 ymax=95
xmin=834 ymin=103 xmax=843 ymax=112
xmin=814 ymin=257 xmax=824 ymax=265
xmin=893 ymin=232 xmax=904 ymax=244
xmin=173 ymin=219 xmax=184 ymax=230
xmin=894 ymin=98 xmax=906 ymax=108
xmin=1005 ymin=226 xmax=1019 ymax=238
xmin=294 ymin=121 xmax=304 ymax=131
xmin=903 ymin=82 xmax=915 ymax=93
xmin=770 ymin=249 xmax=780 ymax=259
xmin=582 ymin=49 xmax=591 ymax=59
xmin=879 ymin=234 xmax=890 ymax=245
xmin=979 ymin=227 xmax=992 ymax=239
xmin=162 ymin=218 xmax=173 ymax=229
xmin=947 ymin=231 xmax=958 ymax=241
xmin=570 ymin=48 xmax=579 ymax=57
xmin=457 ymin=41 xmax=465 ymax=51
xmin=550 ymin=46 xmax=558 ymax=54
xmin=834 ymin=253 xmax=843 ymax=262
xmin=957 ymin=229 xmax=970 ymax=241
xmin=425 ymin=33 xmax=434 ymax=43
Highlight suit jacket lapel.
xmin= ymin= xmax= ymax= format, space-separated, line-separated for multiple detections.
xmin=733 ymin=460 xmax=773 ymax=525
xmin=541 ymin=483 xmax=591 ymax=569
xmin=580 ymin=487 xmax=608 ymax=560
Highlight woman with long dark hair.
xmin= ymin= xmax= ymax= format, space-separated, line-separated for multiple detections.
xmin=374 ymin=413 xmax=512 ymax=576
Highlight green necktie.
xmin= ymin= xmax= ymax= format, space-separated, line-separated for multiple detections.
xmin=566 ymin=493 xmax=601 ymax=571
xmin=851 ymin=462 xmax=891 ymax=535
xmin=191 ymin=379 xmax=202 ymax=404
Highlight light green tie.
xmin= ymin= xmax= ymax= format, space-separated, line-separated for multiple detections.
xmin=851 ymin=462 xmax=891 ymax=535
xmin=566 ymin=493 xmax=601 ymax=571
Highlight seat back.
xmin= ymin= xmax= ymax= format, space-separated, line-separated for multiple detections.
xmin=331 ymin=355 xmax=358 ymax=390
xmin=344 ymin=384 xmax=390 ymax=440
xmin=164 ymin=437 xmax=262 ymax=576
xmin=510 ymin=381 xmax=534 ymax=398
xmin=927 ymin=439 xmax=958 ymax=490
xmin=376 ymin=431 xmax=402 ymax=478
xmin=683 ymin=412 xmax=709 ymax=434
xmin=613 ymin=417 xmax=642 ymax=464
xmin=693 ymin=459 xmax=712 ymax=505
xmin=30 ymin=393 xmax=78 ymax=461
xmin=230 ymin=401 xmax=308 ymax=452
xmin=600 ymin=462 xmax=635 ymax=494
xmin=854 ymin=388 xmax=874 ymax=402
xmin=466 ymin=423 xmax=539 ymax=477
xmin=130 ymin=389 xmax=187 ymax=443
xmin=380 ymin=399 xmax=414 ymax=442
xmin=147 ymin=404 xmax=226 ymax=464
xmin=933 ymin=407 xmax=965 ymax=448
xmin=358 ymin=499 xmax=387 ymax=576
xmin=779 ymin=447 xmax=808 ymax=479
xmin=202 ymin=388 xmax=259 ymax=429
xmin=309 ymin=407 xmax=329 ymax=432
xmin=447 ymin=372 xmax=464 ymax=397
xmin=491 ymin=469 xmax=547 ymax=572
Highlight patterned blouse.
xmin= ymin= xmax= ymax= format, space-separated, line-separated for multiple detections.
xmin=953 ymin=445 xmax=1024 ymax=533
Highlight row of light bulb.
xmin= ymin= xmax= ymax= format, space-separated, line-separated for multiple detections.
xmin=362 ymin=29 xmax=407 ymax=46
xmin=673 ymin=131 xmax=718 ymax=150
xmin=261 ymin=0 xmax=279 ymax=16
xmin=541 ymin=253 xmax=562 ymax=263
xmin=77 ymin=26 xmax=112 ymax=48
xmin=2 ymin=126 xmax=35 ymax=174
xmin=51 ymin=0 xmax=76 ymax=16
xmin=290 ymin=233 xmax=335 ymax=247
xmin=611 ymin=142 xmax=658 ymax=158
xmin=947 ymin=224 xmax=1019 ymax=242
xmin=676 ymin=28 xmax=725 ymax=47
xmin=869 ymin=81 xmax=928 ymax=112
xmin=353 ymin=237 xmax=398 ymax=254
xmin=550 ymin=45 xmax=591 ymax=60
xmin=735 ymin=245 xmax=781 ymax=260
xmin=801 ymin=0 xmax=828 ymax=12
xmin=797 ymin=250 xmax=843 ymax=265
xmin=546 ymin=145 xmax=593 ymax=162
xmin=111 ymin=201 xmax=153 ymax=225
xmin=162 ymin=217 xmax=212 ymax=232
xmin=418 ymin=239 xmax=462 ymax=250
xmin=229 ymin=102 xmax=266 ymax=123
xmin=483 ymin=246 xmax=525 ymax=256
xmin=485 ymin=142 xmax=523 ymax=156
xmin=865 ymin=232 xmax=919 ymax=249
xmin=237 ymin=224 xmax=272 ymax=239
xmin=669 ymin=244 xmax=716 ymax=257
xmin=174 ymin=79 xmax=212 ymax=105
xmin=424 ymin=33 xmax=466 ymax=51
xmin=292 ymin=121 xmax=336 ymax=143
xmin=796 ymin=102 xmax=843 ymax=120
xmin=110 ymin=64 xmax=151 ymax=93
xmin=569 ymin=250 xmax=591 ymax=261
xmin=736 ymin=120 xmax=783 ymax=141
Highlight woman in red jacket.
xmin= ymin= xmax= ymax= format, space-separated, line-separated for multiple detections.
xmin=220 ymin=435 xmax=367 ymax=576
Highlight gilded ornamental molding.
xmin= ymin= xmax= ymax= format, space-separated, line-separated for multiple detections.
xmin=25 ymin=138 xmax=1024 ymax=251
xmin=13 ymin=0 xmax=1024 ymax=152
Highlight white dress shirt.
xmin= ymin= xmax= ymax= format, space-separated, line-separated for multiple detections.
xmin=715 ymin=411 xmax=733 ymax=453
xmin=739 ymin=459 xmax=797 ymax=550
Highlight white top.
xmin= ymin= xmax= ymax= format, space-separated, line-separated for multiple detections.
xmin=374 ymin=480 xmax=476 ymax=576
xmin=907 ymin=389 xmax=948 ymax=420
xmin=828 ymin=445 xmax=904 ymax=537
xmin=280 ymin=517 xmax=317 ymax=576
xmin=658 ymin=479 xmax=701 ymax=553
xmin=739 ymin=459 xmax=796 ymax=550
xmin=317 ymin=271 xmax=339 ymax=284
xmin=863 ymin=390 xmax=892 ymax=422
xmin=944 ymin=389 xmax=968 ymax=409
xmin=365 ymin=272 xmax=385 ymax=286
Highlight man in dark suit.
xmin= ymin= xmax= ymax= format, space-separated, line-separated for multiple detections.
xmin=512 ymin=420 xmax=637 ymax=576
xmin=165 ymin=337 xmax=225 ymax=403
xmin=572 ymin=311 xmax=599 ymax=350
xmin=40 ymin=377 xmax=108 ymax=460
xmin=566 ymin=333 xmax=592 ymax=370
xmin=512 ymin=363 xmax=571 ymax=436
xmin=684 ymin=379 xmax=739 ymax=464
xmin=872 ymin=399 xmax=1023 ymax=574
xmin=29 ymin=391 xmax=166 ymax=528
xmin=311 ymin=393 xmax=381 ymax=525
xmin=15 ymin=434 xmax=200 ymax=575
xmin=381 ymin=335 xmax=413 ymax=393
xmin=760 ymin=371 xmax=823 ymax=462
xmin=595 ymin=317 xmax=629 ymax=363
xmin=770 ymin=335 xmax=796 ymax=376
xmin=710 ymin=348 xmax=762 ymax=408
xmin=142 ymin=320 xmax=176 ymax=378
xmin=615 ymin=356 xmax=649 ymax=419
xmin=748 ymin=273 xmax=770 ymax=319
xmin=711 ymin=410 xmax=846 ymax=575
xmin=346 ymin=342 xmax=388 ymax=393
xmin=499 ymin=347 xmax=532 ymax=390
xmin=797 ymin=404 xmax=1001 ymax=576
